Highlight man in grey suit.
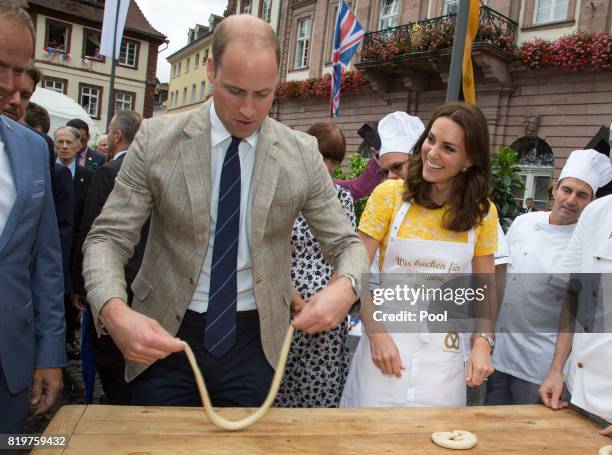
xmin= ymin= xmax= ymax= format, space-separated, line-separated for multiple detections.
xmin=83 ymin=14 xmax=368 ymax=406
xmin=0 ymin=0 xmax=65 ymax=432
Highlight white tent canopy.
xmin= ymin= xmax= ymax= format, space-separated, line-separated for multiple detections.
xmin=30 ymin=87 xmax=101 ymax=145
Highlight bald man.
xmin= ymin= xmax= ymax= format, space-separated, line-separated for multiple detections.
xmin=83 ymin=15 xmax=368 ymax=406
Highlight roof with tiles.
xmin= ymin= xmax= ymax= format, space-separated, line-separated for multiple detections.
xmin=24 ymin=0 xmax=166 ymax=42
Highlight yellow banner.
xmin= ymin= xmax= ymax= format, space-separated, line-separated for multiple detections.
xmin=462 ymin=0 xmax=480 ymax=105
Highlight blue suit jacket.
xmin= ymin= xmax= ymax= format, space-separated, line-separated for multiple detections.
xmin=0 ymin=116 xmax=66 ymax=394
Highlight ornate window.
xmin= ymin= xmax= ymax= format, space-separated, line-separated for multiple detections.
xmin=261 ymin=0 xmax=272 ymax=22
xmin=114 ymin=91 xmax=134 ymax=112
xmin=45 ymin=20 xmax=71 ymax=52
xmin=79 ymin=83 xmax=102 ymax=119
xmin=118 ymin=39 xmax=138 ymax=68
xmin=82 ymin=29 xmax=103 ymax=60
xmin=43 ymin=77 xmax=67 ymax=94
xmin=443 ymin=0 xmax=459 ymax=15
xmin=294 ymin=17 xmax=311 ymax=69
xmin=534 ymin=0 xmax=569 ymax=24
xmin=510 ymin=136 xmax=554 ymax=210
xmin=242 ymin=0 xmax=252 ymax=14
xmin=379 ymin=0 xmax=399 ymax=29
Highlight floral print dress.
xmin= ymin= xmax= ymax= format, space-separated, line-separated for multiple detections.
xmin=275 ymin=184 xmax=356 ymax=407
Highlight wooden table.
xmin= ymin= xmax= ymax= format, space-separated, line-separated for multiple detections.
xmin=34 ymin=404 xmax=609 ymax=454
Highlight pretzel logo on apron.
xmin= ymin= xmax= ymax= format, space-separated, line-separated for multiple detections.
xmin=444 ymin=331 xmax=460 ymax=351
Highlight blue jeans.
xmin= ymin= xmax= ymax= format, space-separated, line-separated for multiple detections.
xmin=485 ymin=370 xmax=542 ymax=405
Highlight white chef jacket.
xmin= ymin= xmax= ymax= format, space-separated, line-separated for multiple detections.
xmin=558 ymin=195 xmax=612 ymax=421
xmin=493 ymin=211 xmax=576 ymax=384
xmin=494 ymin=221 xmax=511 ymax=266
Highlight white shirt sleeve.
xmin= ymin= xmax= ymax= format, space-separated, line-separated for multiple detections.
xmin=494 ymin=222 xmax=511 ymax=266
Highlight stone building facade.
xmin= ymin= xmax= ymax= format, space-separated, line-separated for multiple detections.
xmin=271 ymin=0 xmax=612 ymax=208
xmin=166 ymin=15 xmax=223 ymax=114
xmin=21 ymin=0 xmax=166 ymax=131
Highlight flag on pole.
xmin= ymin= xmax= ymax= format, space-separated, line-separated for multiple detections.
xmin=330 ymin=0 xmax=364 ymax=118
xmin=100 ymin=0 xmax=130 ymax=59
xmin=461 ymin=0 xmax=480 ymax=105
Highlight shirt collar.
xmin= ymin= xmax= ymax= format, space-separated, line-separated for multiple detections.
xmin=113 ymin=150 xmax=127 ymax=160
xmin=209 ymin=101 xmax=259 ymax=150
xmin=56 ymin=157 xmax=76 ymax=177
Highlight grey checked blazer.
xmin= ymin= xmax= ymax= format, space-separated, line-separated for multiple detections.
xmin=82 ymin=101 xmax=368 ymax=381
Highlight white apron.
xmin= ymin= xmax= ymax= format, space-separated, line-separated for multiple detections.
xmin=341 ymin=201 xmax=475 ymax=408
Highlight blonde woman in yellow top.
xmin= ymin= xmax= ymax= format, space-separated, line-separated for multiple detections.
xmin=341 ymin=103 xmax=498 ymax=408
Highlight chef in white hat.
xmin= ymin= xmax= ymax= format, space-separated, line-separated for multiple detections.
xmin=539 ymin=150 xmax=612 ymax=436
xmin=558 ymin=149 xmax=612 ymax=198
xmin=354 ymin=112 xmax=425 ymax=329
xmin=489 ymin=149 xmax=612 ymax=406
xmin=377 ymin=112 xmax=425 ymax=180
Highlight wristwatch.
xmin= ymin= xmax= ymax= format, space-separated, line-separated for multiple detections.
xmin=475 ymin=333 xmax=495 ymax=353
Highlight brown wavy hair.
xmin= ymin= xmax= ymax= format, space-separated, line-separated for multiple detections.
xmin=403 ymin=102 xmax=491 ymax=232
xmin=306 ymin=122 xmax=346 ymax=164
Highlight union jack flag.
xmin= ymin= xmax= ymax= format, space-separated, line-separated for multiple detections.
xmin=330 ymin=0 xmax=364 ymax=118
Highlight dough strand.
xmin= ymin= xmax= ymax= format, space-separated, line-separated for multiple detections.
xmin=599 ymin=446 xmax=612 ymax=455
xmin=181 ymin=325 xmax=295 ymax=431
xmin=432 ymin=430 xmax=478 ymax=450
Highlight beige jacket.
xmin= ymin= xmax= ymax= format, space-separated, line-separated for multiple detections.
xmin=83 ymin=101 xmax=368 ymax=381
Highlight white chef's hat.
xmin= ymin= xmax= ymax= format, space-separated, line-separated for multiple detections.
xmin=558 ymin=149 xmax=612 ymax=195
xmin=378 ymin=112 xmax=425 ymax=156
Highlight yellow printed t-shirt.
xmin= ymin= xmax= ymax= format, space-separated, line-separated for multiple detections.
xmin=359 ymin=179 xmax=499 ymax=269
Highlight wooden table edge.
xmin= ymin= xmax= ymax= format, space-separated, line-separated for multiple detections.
xmin=33 ymin=405 xmax=87 ymax=455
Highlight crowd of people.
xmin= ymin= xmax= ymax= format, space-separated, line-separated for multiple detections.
xmin=1 ymin=0 xmax=611 ymax=444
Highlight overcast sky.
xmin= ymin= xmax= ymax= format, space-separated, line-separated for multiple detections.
xmin=137 ymin=0 xmax=227 ymax=83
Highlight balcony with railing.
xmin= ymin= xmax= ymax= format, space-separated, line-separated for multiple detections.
xmin=356 ymin=6 xmax=518 ymax=94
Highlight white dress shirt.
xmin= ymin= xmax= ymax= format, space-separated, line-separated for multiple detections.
xmin=113 ymin=150 xmax=127 ymax=160
xmin=0 ymin=136 xmax=17 ymax=238
xmin=56 ymin=157 xmax=76 ymax=178
xmin=189 ymin=102 xmax=258 ymax=313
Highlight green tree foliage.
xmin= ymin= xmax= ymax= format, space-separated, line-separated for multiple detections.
xmin=333 ymin=154 xmax=368 ymax=222
xmin=491 ymin=146 xmax=524 ymax=231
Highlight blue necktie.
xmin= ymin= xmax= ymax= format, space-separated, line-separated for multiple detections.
xmin=204 ymin=136 xmax=242 ymax=359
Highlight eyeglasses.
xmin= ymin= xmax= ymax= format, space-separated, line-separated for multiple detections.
xmin=379 ymin=159 xmax=409 ymax=178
